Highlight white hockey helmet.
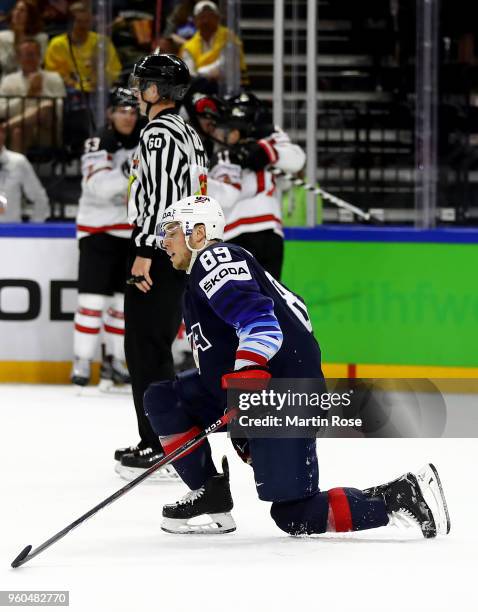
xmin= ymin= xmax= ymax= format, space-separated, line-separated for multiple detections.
xmin=157 ymin=194 xmax=225 ymax=249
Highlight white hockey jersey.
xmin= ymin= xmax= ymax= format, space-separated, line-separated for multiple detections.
xmin=76 ymin=124 xmax=142 ymax=240
xmin=207 ymin=127 xmax=305 ymax=240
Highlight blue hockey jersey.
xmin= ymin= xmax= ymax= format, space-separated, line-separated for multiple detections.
xmin=183 ymin=242 xmax=323 ymax=400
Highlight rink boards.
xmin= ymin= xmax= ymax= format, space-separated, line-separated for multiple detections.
xmin=0 ymin=223 xmax=477 ymax=382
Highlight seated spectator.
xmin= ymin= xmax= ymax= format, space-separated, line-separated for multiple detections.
xmin=0 ymin=38 xmax=66 ymax=153
xmin=45 ymin=2 xmax=122 ymax=93
xmin=0 ymin=120 xmax=50 ymax=222
xmin=0 ymin=0 xmax=48 ymax=75
xmin=163 ymin=0 xmax=196 ymax=46
xmin=181 ymin=1 xmax=247 ymax=86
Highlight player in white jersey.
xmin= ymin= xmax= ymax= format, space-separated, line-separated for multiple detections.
xmin=206 ymin=92 xmax=305 ymax=279
xmin=71 ymin=90 xmax=143 ymax=388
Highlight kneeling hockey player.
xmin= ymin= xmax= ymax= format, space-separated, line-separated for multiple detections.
xmin=143 ymin=194 xmax=450 ymax=538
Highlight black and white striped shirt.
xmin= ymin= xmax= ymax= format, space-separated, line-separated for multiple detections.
xmin=127 ymin=107 xmax=208 ymax=257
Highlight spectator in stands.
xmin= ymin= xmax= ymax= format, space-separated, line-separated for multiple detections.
xmin=0 ymin=120 xmax=50 ymax=222
xmin=163 ymin=0 xmax=196 ymax=46
xmin=0 ymin=38 xmax=66 ymax=152
xmin=0 ymin=0 xmax=48 ymax=76
xmin=44 ymin=2 xmax=122 ymax=94
xmin=181 ymin=1 xmax=247 ymax=87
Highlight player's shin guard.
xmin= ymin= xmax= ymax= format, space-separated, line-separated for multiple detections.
xmin=270 ymin=488 xmax=389 ymax=536
xmin=143 ymin=381 xmax=218 ymax=490
xmin=104 ymin=293 xmax=126 ymax=363
xmin=73 ymin=294 xmax=105 ymax=359
xmin=72 ymin=294 xmax=105 ymax=385
xmin=101 ymin=294 xmax=130 ymax=389
xmin=160 ymin=433 xmax=217 ymax=490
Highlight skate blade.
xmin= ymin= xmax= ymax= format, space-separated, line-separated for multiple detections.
xmin=98 ymin=379 xmax=132 ymax=394
xmin=416 ymin=463 xmax=451 ymax=536
xmin=116 ymin=463 xmax=181 ymax=483
xmin=161 ymin=512 xmax=236 ymax=535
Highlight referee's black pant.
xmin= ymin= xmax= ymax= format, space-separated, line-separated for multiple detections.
xmin=124 ymin=236 xmax=186 ymax=448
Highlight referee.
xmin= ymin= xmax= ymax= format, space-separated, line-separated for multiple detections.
xmin=115 ymin=54 xmax=208 ymax=480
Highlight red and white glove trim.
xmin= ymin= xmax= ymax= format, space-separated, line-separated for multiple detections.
xmin=258 ymin=138 xmax=278 ymax=164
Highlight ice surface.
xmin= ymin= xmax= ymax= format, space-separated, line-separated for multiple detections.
xmin=0 ymin=385 xmax=476 ymax=612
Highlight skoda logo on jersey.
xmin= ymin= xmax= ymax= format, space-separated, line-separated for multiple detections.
xmin=199 ymin=261 xmax=252 ymax=298
xmin=188 ymin=323 xmax=212 ymax=352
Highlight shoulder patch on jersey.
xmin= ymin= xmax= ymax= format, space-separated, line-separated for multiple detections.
xmin=199 ymin=260 xmax=252 ymax=298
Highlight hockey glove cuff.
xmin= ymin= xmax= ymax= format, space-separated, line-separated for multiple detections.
xmin=221 ymin=366 xmax=271 ymax=391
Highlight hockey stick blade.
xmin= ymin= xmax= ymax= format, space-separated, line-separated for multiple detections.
xmin=11 ymin=545 xmax=32 ymax=568
xmin=10 ymin=408 xmax=238 ymax=568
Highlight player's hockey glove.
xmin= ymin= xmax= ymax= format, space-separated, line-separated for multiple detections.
xmin=221 ymin=365 xmax=271 ymax=391
xmin=212 ymin=142 xmax=271 ymax=172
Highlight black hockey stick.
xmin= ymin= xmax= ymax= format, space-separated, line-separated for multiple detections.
xmin=11 ymin=408 xmax=239 ymax=568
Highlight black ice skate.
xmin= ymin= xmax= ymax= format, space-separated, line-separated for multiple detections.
xmin=116 ymin=446 xmax=180 ymax=482
xmin=364 ymin=463 xmax=450 ymax=538
xmin=161 ymin=456 xmax=236 ymax=535
xmin=70 ymin=357 xmax=91 ymax=386
xmin=98 ymin=354 xmax=131 ymax=394
xmin=114 ymin=443 xmax=143 ymax=462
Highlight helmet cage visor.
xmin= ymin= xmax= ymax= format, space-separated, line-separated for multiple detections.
xmin=128 ymin=74 xmax=150 ymax=94
xmin=156 ymin=219 xmax=196 ymax=250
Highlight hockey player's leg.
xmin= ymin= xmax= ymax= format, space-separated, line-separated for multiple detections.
xmin=143 ymin=373 xmax=236 ymax=533
xmin=270 ymin=462 xmax=450 ymax=538
xmin=143 ymin=377 xmax=217 ymax=486
xmin=248 ymin=437 xmax=390 ymax=536
xmin=71 ymin=293 xmax=106 ymax=386
xmin=270 ymin=488 xmax=389 ymax=536
xmin=73 ymin=233 xmax=122 ymax=387
xmin=101 ymin=292 xmax=131 ymax=390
